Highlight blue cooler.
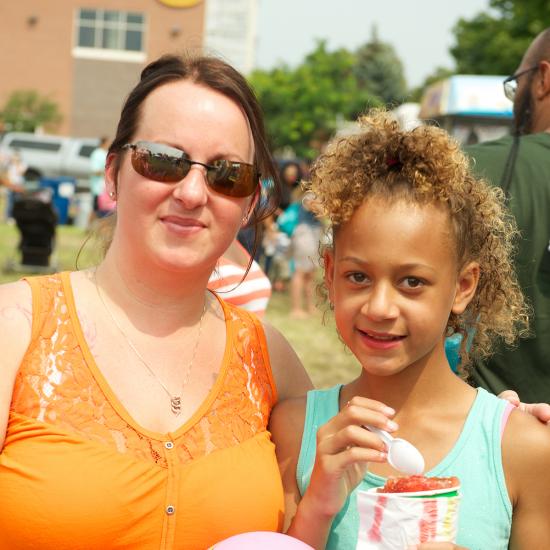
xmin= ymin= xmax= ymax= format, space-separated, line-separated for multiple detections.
xmin=39 ymin=177 xmax=76 ymax=225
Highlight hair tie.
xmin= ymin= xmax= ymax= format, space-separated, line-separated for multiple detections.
xmin=386 ymin=157 xmax=402 ymax=171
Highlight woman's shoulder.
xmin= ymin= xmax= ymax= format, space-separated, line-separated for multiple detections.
xmin=0 ymin=279 xmax=33 ymax=327
xmin=0 ymin=278 xmax=33 ymax=355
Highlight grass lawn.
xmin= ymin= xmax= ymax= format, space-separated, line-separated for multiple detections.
xmin=0 ymin=221 xmax=360 ymax=389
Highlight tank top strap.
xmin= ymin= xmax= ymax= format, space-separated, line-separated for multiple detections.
xmin=500 ymin=402 xmax=516 ymax=439
xmin=296 ymin=384 xmax=343 ymax=495
xmin=24 ymin=272 xmax=67 ymax=344
xmin=221 ymin=300 xmax=278 ymax=404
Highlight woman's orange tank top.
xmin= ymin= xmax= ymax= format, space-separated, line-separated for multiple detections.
xmin=0 ymin=273 xmax=284 ymax=549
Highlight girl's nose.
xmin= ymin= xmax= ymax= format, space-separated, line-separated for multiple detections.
xmin=361 ymin=283 xmax=399 ymax=321
xmin=172 ymin=165 xmax=208 ymax=209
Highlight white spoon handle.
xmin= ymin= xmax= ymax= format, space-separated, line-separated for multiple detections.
xmin=364 ymin=425 xmax=393 ymax=446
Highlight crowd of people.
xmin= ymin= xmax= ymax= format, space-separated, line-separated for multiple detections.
xmin=0 ymin=26 xmax=549 ymax=550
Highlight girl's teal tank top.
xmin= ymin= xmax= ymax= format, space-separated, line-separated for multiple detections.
xmin=296 ymin=385 xmax=512 ymax=550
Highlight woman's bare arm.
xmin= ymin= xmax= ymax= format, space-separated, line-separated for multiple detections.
xmin=0 ymin=281 xmax=33 ymax=450
xmin=263 ymin=322 xmax=313 ymax=401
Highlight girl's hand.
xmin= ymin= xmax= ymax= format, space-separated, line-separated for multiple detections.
xmin=498 ymin=390 xmax=550 ymax=424
xmin=302 ymin=396 xmax=396 ymax=519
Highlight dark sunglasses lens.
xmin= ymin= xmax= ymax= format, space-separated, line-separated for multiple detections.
xmin=207 ymin=160 xmax=258 ymax=197
xmin=132 ymin=142 xmax=188 ymax=183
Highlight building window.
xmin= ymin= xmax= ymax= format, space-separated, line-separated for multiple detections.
xmin=75 ymin=9 xmax=145 ymax=53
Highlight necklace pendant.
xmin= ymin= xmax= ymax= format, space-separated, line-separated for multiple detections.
xmin=170 ymin=396 xmax=182 ymax=416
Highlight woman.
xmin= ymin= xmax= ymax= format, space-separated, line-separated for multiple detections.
xmin=0 ymin=54 xmax=312 ymax=550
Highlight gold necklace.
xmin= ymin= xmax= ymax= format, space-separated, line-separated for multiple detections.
xmin=93 ymin=270 xmax=206 ymax=416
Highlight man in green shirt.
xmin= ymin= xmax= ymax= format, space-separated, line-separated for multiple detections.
xmin=465 ymin=28 xmax=550 ymax=402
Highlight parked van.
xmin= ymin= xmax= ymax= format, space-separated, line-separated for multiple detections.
xmin=0 ymin=132 xmax=100 ymax=188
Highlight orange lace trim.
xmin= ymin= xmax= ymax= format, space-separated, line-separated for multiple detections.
xmin=11 ymin=274 xmax=276 ymax=467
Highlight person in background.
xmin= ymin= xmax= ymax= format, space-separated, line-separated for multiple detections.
xmin=270 ymin=111 xmax=550 ymax=550
xmin=289 ymin=190 xmax=323 ymax=318
xmin=267 ymin=223 xmax=293 ymax=293
xmin=0 ymin=149 xmax=26 ymax=220
xmin=89 ymin=135 xmax=110 ymax=223
xmin=6 ymin=149 xmax=26 ymax=189
xmin=260 ymin=213 xmax=278 ymax=277
xmin=0 ymin=53 xmax=312 ymax=550
xmin=464 ymin=28 xmax=550 ymax=403
xmin=208 ymin=239 xmax=272 ymax=317
xmin=266 ymin=163 xmax=303 ymax=293
xmin=278 ymin=161 xmax=302 ymax=213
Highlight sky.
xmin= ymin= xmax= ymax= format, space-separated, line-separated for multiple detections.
xmin=255 ymin=0 xmax=491 ymax=87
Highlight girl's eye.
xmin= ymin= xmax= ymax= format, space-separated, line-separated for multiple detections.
xmin=346 ymin=272 xmax=369 ymax=284
xmin=402 ymin=277 xmax=424 ymax=289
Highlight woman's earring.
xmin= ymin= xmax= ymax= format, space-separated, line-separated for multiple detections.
xmin=109 ymin=191 xmax=116 ymax=199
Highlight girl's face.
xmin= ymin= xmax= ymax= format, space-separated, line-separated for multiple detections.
xmin=324 ymin=197 xmax=478 ymax=377
xmin=106 ymin=79 xmax=256 ymax=275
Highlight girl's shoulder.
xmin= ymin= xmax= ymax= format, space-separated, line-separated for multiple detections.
xmin=502 ymin=408 xmax=550 ymax=541
xmin=503 ymin=407 xmax=550 ymax=479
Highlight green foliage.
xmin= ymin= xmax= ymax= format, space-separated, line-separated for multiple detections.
xmin=249 ymin=40 xmax=381 ymax=160
xmin=450 ymin=0 xmax=548 ymax=75
xmin=354 ymin=29 xmax=408 ymax=105
xmin=1 ymin=90 xmax=62 ymax=133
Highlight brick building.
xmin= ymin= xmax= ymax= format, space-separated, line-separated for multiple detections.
xmin=0 ymin=1 xmax=206 ymax=138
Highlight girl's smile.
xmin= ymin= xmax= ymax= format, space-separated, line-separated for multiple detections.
xmin=357 ymin=328 xmax=406 ymax=350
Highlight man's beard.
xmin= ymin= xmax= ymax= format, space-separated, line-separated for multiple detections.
xmin=513 ymin=84 xmax=534 ymax=135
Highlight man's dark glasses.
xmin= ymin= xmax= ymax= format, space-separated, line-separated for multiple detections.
xmin=503 ymin=65 xmax=538 ymax=101
xmin=122 ymin=141 xmax=259 ymax=198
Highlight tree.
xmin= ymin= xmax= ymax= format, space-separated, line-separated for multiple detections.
xmin=1 ymin=90 xmax=62 ymax=133
xmin=450 ymin=0 xmax=548 ymax=75
xmin=354 ymin=25 xmax=408 ymax=106
xmin=249 ymin=40 xmax=381 ymax=160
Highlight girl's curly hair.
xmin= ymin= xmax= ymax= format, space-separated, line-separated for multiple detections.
xmin=308 ymin=110 xmax=530 ymax=372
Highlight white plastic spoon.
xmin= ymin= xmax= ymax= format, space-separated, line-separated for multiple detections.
xmin=365 ymin=426 xmax=425 ymax=475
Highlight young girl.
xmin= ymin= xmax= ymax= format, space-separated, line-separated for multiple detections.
xmin=269 ymin=111 xmax=550 ymax=549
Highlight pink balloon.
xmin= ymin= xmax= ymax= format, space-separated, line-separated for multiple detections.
xmin=210 ymin=531 xmax=314 ymax=549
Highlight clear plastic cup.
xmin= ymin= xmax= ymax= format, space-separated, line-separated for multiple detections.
xmin=355 ymin=485 xmax=461 ymax=550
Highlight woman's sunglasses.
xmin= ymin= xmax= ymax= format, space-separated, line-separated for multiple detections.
xmin=122 ymin=141 xmax=259 ymax=198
